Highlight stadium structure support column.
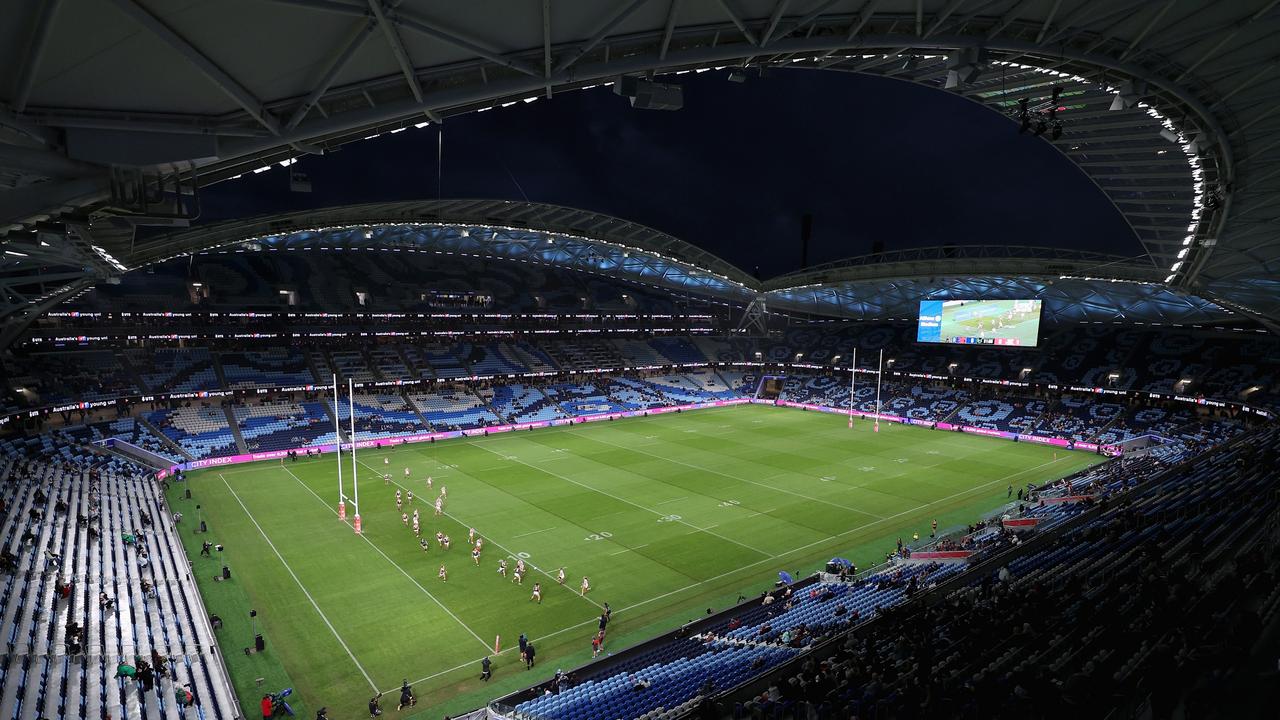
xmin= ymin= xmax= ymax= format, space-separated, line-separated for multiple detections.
xmin=334 ymin=374 xmax=345 ymax=520
xmin=848 ymin=348 xmax=857 ymax=429
xmin=874 ymin=349 xmax=883 ymax=433
xmin=735 ymin=294 xmax=770 ymax=336
xmin=349 ymin=378 xmax=361 ymax=535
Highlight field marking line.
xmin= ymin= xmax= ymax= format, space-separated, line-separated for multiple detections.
xmin=577 ymin=431 xmax=887 ymax=520
xmin=218 ymin=473 xmax=379 ymax=692
xmin=609 ymin=543 xmax=649 ymax=557
xmin=512 ymin=527 xmax=557 ymax=539
xmin=328 ymin=415 xmax=1075 ymax=691
xmin=467 ymin=441 xmax=774 ymax=557
xmin=352 ymin=458 xmax=605 ymax=611
xmin=655 ymin=497 xmax=688 ymax=505
xmin=276 ymin=465 xmax=494 ymax=651
xmin=612 ymin=454 xmax=1074 ymax=614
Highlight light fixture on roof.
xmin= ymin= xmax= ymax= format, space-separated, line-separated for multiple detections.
xmin=943 ymin=48 xmax=986 ymax=89
xmin=1109 ymin=79 xmax=1146 ymax=111
xmin=1159 ymin=128 xmax=1179 ymax=143
xmin=727 ymin=70 xmax=746 ymax=83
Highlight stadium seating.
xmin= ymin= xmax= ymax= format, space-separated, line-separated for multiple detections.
xmin=145 ymin=406 xmax=237 ymax=459
xmin=124 ymin=348 xmax=220 ymax=393
xmin=234 ymin=399 xmax=336 ymax=452
xmin=218 ymin=348 xmax=315 ymax=388
xmin=408 ymin=388 xmax=499 ymax=430
xmin=0 ymin=457 xmax=239 ymax=720
xmin=336 ymin=393 xmax=424 ymax=440
xmin=480 ymin=384 xmax=568 ymax=424
xmin=953 ymin=397 xmax=1047 ymax=433
xmin=682 ymin=368 xmax=737 ymax=399
xmin=881 ymin=384 xmax=969 ymax=422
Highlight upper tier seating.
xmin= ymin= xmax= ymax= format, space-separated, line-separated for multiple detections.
xmin=217 ymin=349 xmax=314 ymax=388
xmin=124 ymin=348 xmax=219 ymax=393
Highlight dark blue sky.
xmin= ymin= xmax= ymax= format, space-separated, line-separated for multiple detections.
xmin=204 ymin=69 xmax=1136 ymax=280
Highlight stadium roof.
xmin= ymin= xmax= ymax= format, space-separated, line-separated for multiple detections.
xmin=103 ymin=200 xmax=1239 ymax=328
xmin=0 ymin=0 xmax=1277 ymax=330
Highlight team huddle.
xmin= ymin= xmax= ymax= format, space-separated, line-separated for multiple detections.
xmin=383 ymin=458 xmax=593 ymax=602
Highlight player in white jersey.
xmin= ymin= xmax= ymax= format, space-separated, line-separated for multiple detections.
xmin=512 ymin=569 xmax=523 ymax=585
xmin=515 ymin=559 xmax=526 ymax=575
xmin=441 ymin=534 xmax=451 ymax=550
xmin=580 ymin=576 xmax=591 ymax=596
xmin=404 ymin=467 xmax=411 ymax=478
xmin=497 ymin=558 xmax=508 ymax=577
xmin=437 ymin=564 xmax=447 ymax=582
xmin=426 ymin=476 xmax=432 ymax=491
xmin=434 ymin=497 xmax=443 ymax=516
xmin=383 ymin=473 xmax=390 ymax=486
xmin=406 ymin=491 xmax=413 ymax=505
xmin=395 ymin=490 xmax=402 ymax=511
xmin=440 ymin=485 xmax=447 ymax=498
xmin=556 ymin=567 xmax=566 ymax=585
xmin=530 ymin=582 xmax=542 ymax=604
xmin=474 ymin=537 xmax=484 ymax=552
xmin=401 ymin=512 xmax=408 ymax=526
xmin=468 ymin=527 xmax=476 ymax=544
xmin=435 ymin=531 xmax=445 ymax=548
xmin=412 ymin=517 xmax=420 ymax=536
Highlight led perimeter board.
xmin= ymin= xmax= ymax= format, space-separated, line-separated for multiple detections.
xmin=917 ymin=299 xmax=1043 ymax=347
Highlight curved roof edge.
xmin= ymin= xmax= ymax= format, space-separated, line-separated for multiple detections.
xmin=132 ymin=199 xmax=759 ymax=287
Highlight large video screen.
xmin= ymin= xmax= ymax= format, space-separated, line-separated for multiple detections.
xmin=917 ymin=299 xmax=1043 ymax=347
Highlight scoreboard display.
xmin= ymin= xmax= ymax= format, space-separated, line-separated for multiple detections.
xmin=917 ymin=299 xmax=1043 ymax=347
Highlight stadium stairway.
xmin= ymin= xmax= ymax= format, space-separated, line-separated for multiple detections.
xmin=210 ymin=357 xmax=229 ymax=391
xmin=134 ymin=416 xmax=193 ymax=462
xmin=221 ymin=406 xmax=248 ymax=454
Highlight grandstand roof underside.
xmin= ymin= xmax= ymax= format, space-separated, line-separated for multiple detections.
xmin=134 ymin=200 xmax=1237 ymax=326
xmin=0 ymin=0 xmax=1278 ymax=327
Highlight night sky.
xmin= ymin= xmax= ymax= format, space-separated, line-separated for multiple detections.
xmin=203 ymin=69 xmax=1136 ymax=281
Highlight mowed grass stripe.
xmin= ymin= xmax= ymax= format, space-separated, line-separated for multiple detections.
xmin=396 ymin=444 xmax=729 ymax=589
xmin=467 ymin=439 xmax=776 ymax=557
xmin=187 ymin=404 xmax=1104 ymax=720
xmin=219 ymin=474 xmax=378 ymax=692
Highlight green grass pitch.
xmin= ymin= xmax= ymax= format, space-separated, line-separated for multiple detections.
xmin=165 ymin=403 xmax=1103 ymax=719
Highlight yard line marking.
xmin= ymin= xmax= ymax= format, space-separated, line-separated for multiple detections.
xmin=614 ymin=455 xmax=1074 ymax=614
xmin=353 ymin=458 xmax=604 ymax=610
xmin=609 ymin=543 xmax=648 ymax=556
xmin=219 ymin=474 xmax=378 ymax=692
xmin=383 ymin=431 xmax=1078 ymax=691
xmin=580 ymin=432 xmax=887 ymax=520
xmin=277 ymin=465 xmax=494 ymax=651
xmin=512 ymin=527 xmax=557 ymax=539
xmin=468 ymin=441 xmax=773 ymax=557
xmin=656 ymin=497 xmax=688 ymax=506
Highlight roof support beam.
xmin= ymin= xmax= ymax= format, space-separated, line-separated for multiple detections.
xmin=104 ymin=0 xmax=287 ymax=139
xmin=771 ymin=0 xmax=842 ymax=43
xmin=1117 ymin=0 xmax=1177 ymax=62
xmin=760 ymin=0 xmax=791 ymax=48
xmin=368 ymin=0 xmax=423 ymax=103
xmin=659 ymin=0 xmax=681 ymax=61
xmin=714 ymin=0 xmax=759 ymax=46
xmin=390 ymin=9 xmax=543 ymax=79
xmin=542 ymin=0 xmax=553 ymax=97
xmin=286 ymin=18 xmax=379 ymax=131
xmin=555 ymin=0 xmax=652 ymax=75
xmin=12 ymin=0 xmax=62 ymax=112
